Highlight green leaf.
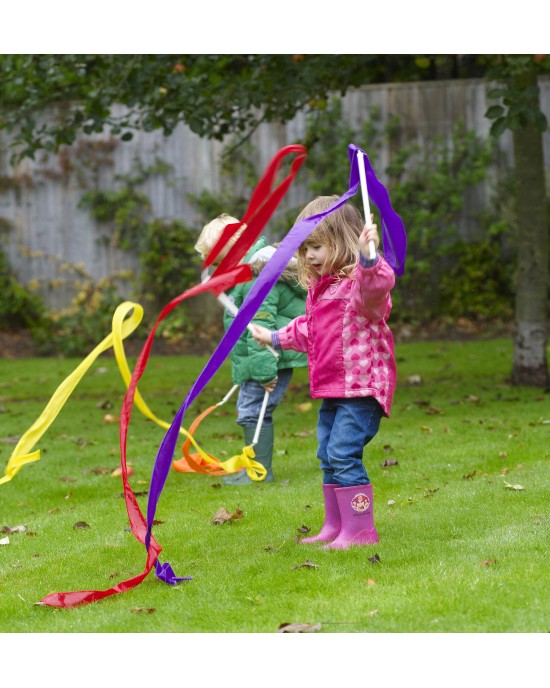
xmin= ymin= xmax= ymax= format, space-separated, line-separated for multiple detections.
xmin=490 ymin=117 xmax=508 ymax=137
xmin=485 ymin=105 xmax=504 ymax=120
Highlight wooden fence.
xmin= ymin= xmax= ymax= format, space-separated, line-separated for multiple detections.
xmin=1 ymin=76 xmax=549 ymax=311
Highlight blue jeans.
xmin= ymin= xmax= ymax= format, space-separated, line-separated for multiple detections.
xmin=316 ymin=396 xmax=383 ymax=487
xmin=236 ymin=368 xmax=294 ymax=427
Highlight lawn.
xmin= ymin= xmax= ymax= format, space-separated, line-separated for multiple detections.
xmin=1 ymin=337 xmax=548 ymax=645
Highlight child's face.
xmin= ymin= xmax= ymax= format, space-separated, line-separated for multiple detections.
xmin=304 ymin=242 xmax=330 ymax=276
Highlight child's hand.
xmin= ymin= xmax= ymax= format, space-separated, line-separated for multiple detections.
xmin=251 ymin=324 xmax=273 ymax=347
xmin=262 ymin=377 xmax=278 ymax=393
xmin=359 ymin=214 xmax=380 ymax=259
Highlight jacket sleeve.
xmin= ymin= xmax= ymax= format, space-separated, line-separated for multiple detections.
xmin=352 ymin=256 xmax=395 ymax=322
xmin=277 ymin=312 xmax=309 ymax=353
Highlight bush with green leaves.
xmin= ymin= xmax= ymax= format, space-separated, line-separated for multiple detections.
xmin=301 ymin=98 xmax=516 ymax=325
xmin=0 ymin=247 xmax=48 ymax=331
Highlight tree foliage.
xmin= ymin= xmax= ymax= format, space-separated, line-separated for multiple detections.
xmin=0 ymin=54 xmax=488 ymax=159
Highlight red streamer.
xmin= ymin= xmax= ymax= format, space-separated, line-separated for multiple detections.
xmin=39 ymin=145 xmax=307 ymax=608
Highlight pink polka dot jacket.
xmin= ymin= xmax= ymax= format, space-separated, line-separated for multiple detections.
xmin=274 ymin=256 xmax=397 ymax=417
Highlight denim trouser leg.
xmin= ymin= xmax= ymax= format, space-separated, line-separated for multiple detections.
xmin=236 ymin=368 xmax=293 ymax=427
xmin=316 ymin=397 xmax=383 ymax=487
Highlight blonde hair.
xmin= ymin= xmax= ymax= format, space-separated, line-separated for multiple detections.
xmin=195 ymin=213 xmax=246 ymax=260
xmin=295 ymin=196 xmax=364 ymax=287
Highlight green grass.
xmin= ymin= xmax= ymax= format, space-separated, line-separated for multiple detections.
xmin=1 ymin=338 xmax=549 ymax=635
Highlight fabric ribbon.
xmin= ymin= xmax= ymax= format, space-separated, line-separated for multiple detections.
xmin=39 ymin=144 xmax=307 ymax=607
xmin=1 ymin=302 xmax=143 ymax=486
xmin=348 ymin=143 xmax=407 ymax=275
xmin=38 ymin=143 xmax=406 ymax=608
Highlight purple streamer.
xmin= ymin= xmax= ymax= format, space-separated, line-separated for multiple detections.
xmin=146 ymin=144 xmax=406 ymax=579
xmin=348 ymin=144 xmax=407 ymax=276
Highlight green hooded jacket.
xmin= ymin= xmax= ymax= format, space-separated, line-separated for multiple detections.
xmin=223 ymin=238 xmax=307 ymax=385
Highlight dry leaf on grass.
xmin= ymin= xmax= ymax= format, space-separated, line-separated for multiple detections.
xmin=111 ymin=466 xmax=134 ymax=478
xmin=278 ymin=622 xmax=322 ymax=633
xmin=295 ymin=402 xmax=313 ymax=413
xmin=212 ymin=507 xmax=244 ymax=525
xmin=480 ymin=558 xmax=497 ymax=568
xmin=381 ymin=458 xmax=398 ymax=467
xmin=73 ymin=521 xmax=90 ymax=529
xmin=130 ymin=607 xmax=156 ymax=614
xmin=1 ymin=525 xmax=27 ymax=534
xmin=0 ymin=536 xmax=10 ymax=545
xmin=503 ymin=480 xmax=525 ymax=491
xmin=292 ymin=560 xmax=319 ymax=570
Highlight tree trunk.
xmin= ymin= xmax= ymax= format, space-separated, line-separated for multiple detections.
xmin=511 ymin=73 xmax=549 ymax=388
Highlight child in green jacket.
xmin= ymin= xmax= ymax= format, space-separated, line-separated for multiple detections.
xmin=195 ymin=214 xmax=307 ymax=484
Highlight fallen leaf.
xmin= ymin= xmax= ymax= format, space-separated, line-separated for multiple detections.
xmin=296 ymin=402 xmax=313 ymax=413
xmin=407 ymin=375 xmax=422 ymax=385
xmin=212 ymin=507 xmax=244 ymax=525
xmin=0 ymin=435 xmax=19 ymax=444
xmin=0 ymin=536 xmax=9 ymax=545
xmin=423 ymin=487 xmax=439 ymax=498
xmin=292 ymin=560 xmax=319 ymax=570
xmin=368 ymin=554 xmax=381 ymax=564
xmin=103 ymin=414 xmax=118 ymax=423
xmin=111 ymin=466 xmax=134 ymax=478
xmin=365 ymin=578 xmax=376 ymax=586
xmin=73 ymin=521 xmax=90 ymax=529
xmin=381 ymin=458 xmax=398 ymax=467
xmin=420 ymin=426 xmax=433 ymax=434
xmin=130 ymin=607 xmax=156 ymax=614
xmin=480 ymin=558 xmax=497 ymax=568
xmin=297 ymin=524 xmax=311 ymax=535
xmin=278 ymin=622 xmax=322 ymax=633
xmin=367 ymin=609 xmax=379 ymax=617
xmin=9 ymin=525 xmax=27 ymax=533
xmin=387 ymin=500 xmax=396 ymax=506
xmin=91 ymin=466 xmax=111 ymax=474
xmin=1 ymin=525 xmax=27 ymax=534
xmin=503 ymin=481 xmax=525 ymax=491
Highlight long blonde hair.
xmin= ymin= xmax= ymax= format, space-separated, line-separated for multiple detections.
xmin=296 ymin=196 xmax=364 ymax=288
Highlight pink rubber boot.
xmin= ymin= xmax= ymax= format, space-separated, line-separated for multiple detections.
xmin=324 ymin=484 xmax=378 ymax=549
xmin=300 ymin=484 xmax=341 ymax=544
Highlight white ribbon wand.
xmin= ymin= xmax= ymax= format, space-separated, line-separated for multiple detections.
xmin=357 ymin=149 xmax=377 ymax=260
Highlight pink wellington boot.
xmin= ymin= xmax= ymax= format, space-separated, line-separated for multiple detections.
xmin=324 ymin=483 xmax=378 ymax=549
xmin=300 ymin=483 xmax=341 ymax=544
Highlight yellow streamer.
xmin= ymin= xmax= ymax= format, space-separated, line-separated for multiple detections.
xmin=1 ymin=300 xmax=264 ymax=485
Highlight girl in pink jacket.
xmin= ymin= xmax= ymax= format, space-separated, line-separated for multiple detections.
xmin=252 ymin=195 xmax=397 ymax=549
